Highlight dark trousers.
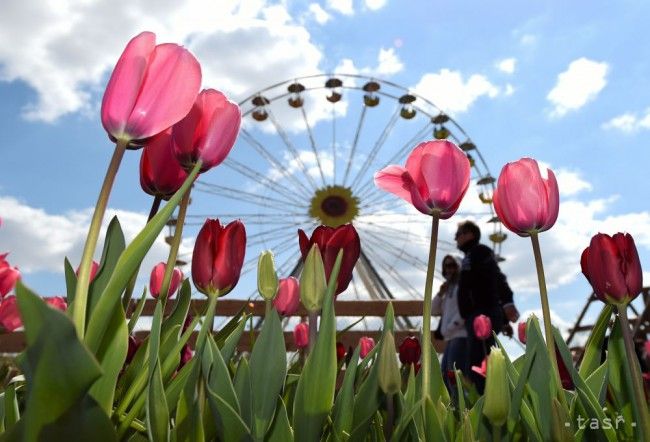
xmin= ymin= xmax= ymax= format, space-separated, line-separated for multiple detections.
xmin=441 ymin=337 xmax=470 ymax=402
xmin=467 ymin=334 xmax=495 ymax=394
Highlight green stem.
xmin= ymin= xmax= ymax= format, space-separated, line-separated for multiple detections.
xmin=493 ymin=424 xmax=501 ymax=442
xmin=265 ymin=299 xmax=272 ymax=317
xmin=530 ymin=232 xmax=567 ymax=410
xmin=617 ymin=306 xmax=650 ymax=439
xmin=159 ymin=188 xmax=192 ymax=307
xmin=308 ymin=310 xmax=319 ymax=354
xmin=422 ymin=211 xmax=440 ymax=402
xmin=72 ymin=139 xmax=128 ymax=337
xmin=122 ymin=195 xmax=162 ymax=312
xmin=196 ymin=292 xmax=219 ymax=353
xmin=384 ymin=393 xmax=395 ymax=441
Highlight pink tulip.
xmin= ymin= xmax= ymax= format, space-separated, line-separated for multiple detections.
xmin=518 ymin=321 xmax=527 ymax=344
xmin=473 ymin=314 xmax=492 ymax=340
xmin=150 ymin=262 xmax=184 ymax=299
xmin=192 ymin=219 xmax=246 ymax=297
xmin=45 ymin=296 xmax=67 ymax=311
xmin=101 ymin=31 xmax=201 ymax=143
xmin=581 ymin=232 xmax=643 ymax=305
xmin=173 ymin=89 xmax=241 ymax=173
xmin=0 ymin=254 xmax=20 ymax=298
xmin=273 ymin=277 xmax=301 ymax=316
xmin=179 ymin=344 xmax=193 ymax=369
xmin=76 ymin=260 xmax=100 ymax=283
xmin=294 ymin=322 xmax=309 ymax=349
xmin=374 ymin=140 xmax=470 ymax=218
xmin=140 ymin=129 xmax=189 ymax=200
xmin=0 ymin=296 xmax=21 ymax=332
xmin=472 ymin=357 xmax=488 ymax=378
xmin=359 ymin=336 xmax=375 ymax=358
xmin=493 ymin=158 xmax=559 ymax=237
xmin=644 ymin=340 xmax=650 ymax=357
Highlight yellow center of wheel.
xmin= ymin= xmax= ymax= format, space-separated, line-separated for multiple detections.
xmin=309 ymin=186 xmax=359 ymax=227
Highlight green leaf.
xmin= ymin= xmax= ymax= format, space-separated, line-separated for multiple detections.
xmin=3 ymin=383 xmax=19 ymax=430
xmin=523 ymin=316 xmax=554 ymax=441
xmin=220 ymin=314 xmax=248 ymax=363
xmin=250 ymin=309 xmax=287 ymax=439
xmin=164 ymin=358 xmax=194 ymax=415
xmin=38 ymin=395 xmax=117 ymax=442
xmin=85 ymin=163 xmax=201 ymax=353
xmin=161 ymin=279 xmax=192 ymax=338
xmin=87 ymin=216 xmax=126 ymax=319
xmin=292 ymin=251 xmax=342 ymax=441
xmin=584 ymin=362 xmax=608 ymax=405
xmin=265 ymin=396 xmax=293 ymax=442
xmin=127 ymin=288 xmax=148 ymax=335
xmin=423 ymin=397 xmax=445 ymax=441
xmin=204 ymin=383 xmax=252 ymax=442
xmin=214 ymin=304 xmax=247 ymax=348
xmin=146 ymin=303 xmax=170 ymax=442
xmin=15 ymin=282 xmax=107 ymax=441
xmin=235 ymin=357 xmax=253 ymax=430
xmin=332 ymin=345 xmax=361 ymax=440
xmin=89 ymin=301 xmax=128 ymax=413
xmin=175 ymin=359 xmax=204 ymax=442
xmin=578 ymin=304 xmax=612 ymax=379
xmin=506 ymin=344 xmax=536 ymax=434
xmin=64 ymin=257 xmax=77 ymax=305
xmin=605 ymin=320 xmax=636 ymax=439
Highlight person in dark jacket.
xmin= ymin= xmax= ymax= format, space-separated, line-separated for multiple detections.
xmin=455 ymin=220 xmax=519 ymax=393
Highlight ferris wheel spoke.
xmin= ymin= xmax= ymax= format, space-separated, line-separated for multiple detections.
xmin=360 ymin=230 xmax=429 ymax=269
xmin=240 ymin=129 xmax=313 ymax=199
xmin=358 ymin=191 xmax=397 ymax=210
xmin=341 ymin=104 xmax=368 ymax=186
xmin=247 ymin=221 xmax=312 ymax=241
xmin=355 ymin=121 xmax=433 ymax=200
xmin=348 ymin=105 xmax=400 ymax=190
xmin=266 ymin=108 xmax=319 ymax=191
xmin=300 ymin=106 xmax=327 ymax=187
xmin=331 ymin=103 xmax=338 ymax=185
xmin=359 ymin=244 xmax=421 ymax=299
xmin=195 ymin=182 xmax=306 ymax=210
xmin=221 ymin=158 xmax=305 ymax=205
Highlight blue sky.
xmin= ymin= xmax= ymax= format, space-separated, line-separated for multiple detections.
xmin=1 ymin=0 xmax=649 ymax=352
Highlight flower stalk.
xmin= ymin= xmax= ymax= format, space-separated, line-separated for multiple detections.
xmin=421 ymin=210 xmax=440 ymax=402
xmin=72 ymin=138 xmax=128 ymax=337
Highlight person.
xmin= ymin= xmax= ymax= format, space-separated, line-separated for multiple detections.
xmin=454 ymin=220 xmax=519 ymax=393
xmin=432 ymin=254 xmax=469 ymax=398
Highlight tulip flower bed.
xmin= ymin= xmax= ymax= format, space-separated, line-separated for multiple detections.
xmin=1 ymin=31 xmax=649 ymax=441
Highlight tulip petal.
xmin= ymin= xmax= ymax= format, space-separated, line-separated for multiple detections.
xmin=614 ymin=233 xmax=643 ymax=297
xmin=140 ymin=129 xmax=188 ymax=199
xmin=126 ymin=43 xmax=201 ymax=140
xmin=101 ymin=32 xmax=155 ymax=140
xmin=325 ymin=224 xmax=361 ymax=294
xmin=590 ymin=234 xmax=628 ymax=301
xmin=192 ymin=219 xmax=219 ymax=294
xmin=213 ymin=221 xmax=246 ymax=295
xmin=374 ymin=165 xmax=430 ymax=214
xmin=298 ymin=229 xmax=310 ymax=258
xmin=197 ymin=90 xmax=241 ymax=170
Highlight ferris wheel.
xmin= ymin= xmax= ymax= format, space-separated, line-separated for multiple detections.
xmin=183 ymin=73 xmax=506 ymax=319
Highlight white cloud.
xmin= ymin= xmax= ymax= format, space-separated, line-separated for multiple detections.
xmin=413 ymin=69 xmax=500 ymax=115
xmin=0 ymin=1 xmax=324 ymax=122
xmin=364 ymin=0 xmax=388 ymax=10
xmin=553 ymin=168 xmax=593 ymax=197
xmin=602 ymin=108 xmax=650 ymax=133
xmin=327 ymin=0 xmax=354 ymax=15
xmin=547 ymin=58 xmax=609 ymax=118
xmin=308 ymin=3 xmax=332 ymax=24
xmin=335 ymin=47 xmax=404 ymax=78
xmin=519 ymin=34 xmax=538 ymax=46
xmin=0 ymin=195 xmax=192 ymax=286
xmin=496 ymin=57 xmax=517 ymax=74
xmin=504 ymin=84 xmax=515 ymax=96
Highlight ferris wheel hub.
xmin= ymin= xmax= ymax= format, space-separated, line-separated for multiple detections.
xmin=309 ymin=185 xmax=359 ymax=228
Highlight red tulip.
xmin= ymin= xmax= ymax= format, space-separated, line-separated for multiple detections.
xmin=518 ymin=321 xmax=527 ymax=344
xmin=298 ymin=224 xmax=360 ymax=295
xmin=472 ymin=357 xmax=488 ymax=378
xmin=645 ymin=340 xmax=650 ymax=357
xmin=126 ymin=335 xmax=141 ymax=364
xmin=0 ymin=296 xmax=21 ymax=332
xmin=101 ymin=31 xmax=201 ymax=143
xmin=75 ymin=260 xmax=99 ymax=283
xmin=493 ymin=158 xmax=559 ymax=237
xmin=273 ymin=277 xmax=301 ymax=316
xmin=359 ymin=336 xmax=376 ymax=358
xmin=192 ymin=219 xmax=246 ymax=297
xmin=173 ymin=89 xmax=241 ymax=173
xmin=179 ymin=344 xmax=193 ymax=369
xmin=555 ymin=346 xmax=574 ymax=390
xmin=446 ymin=369 xmax=458 ymax=386
xmin=149 ymin=262 xmax=183 ymax=299
xmin=336 ymin=341 xmax=346 ymax=362
xmin=398 ymin=336 xmax=421 ymax=365
xmin=140 ymin=129 xmax=189 ymax=200
xmin=45 ymin=296 xmax=67 ymax=311
xmin=581 ymin=232 xmax=643 ymax=305
xmin=473 ymin=314 xmax=492 ymax=340
xmin=374 ymin=140 xmax=470 ymax=218
xmin=0 ymin=254 xmax=20 ymax=298
xmin=294 ymin=322 xmax=309 ymax=349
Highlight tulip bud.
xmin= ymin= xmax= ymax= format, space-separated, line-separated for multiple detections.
xmin=257 ymin=251 xmax=279 ymax=301
xmin=0 ymin=255 xmax=20 ymax=298
xmin=482 ymin=348 xmax=510 ymax=427
xmin=473 ymin=314 xmax=492 ymax=340
xmin=0 ymin=296 xmax=21 ymax=332
xmin=518 ymin=321 xmax=527 ymax=344
xmin=378 ymin=332 xmax=401 ymax=395
xmin=336 ymin=342 xmax=347 ymax=362
xmin=149 ymin=262 xmax=183 ymax=299
xmin=273 ymin=277 xmax=301 ymax=316
xmin=300 ymin=244 xmax=327 ymax=312
xmin=359 ymin=336 xmax=375 ymax=358
xmin=45 ymin=296 xmax=67 ymax=311
xmin=294 ymin=322 xmax=309 ymax=349
xmin=75 ymin=260 xmax=99 ymax=284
